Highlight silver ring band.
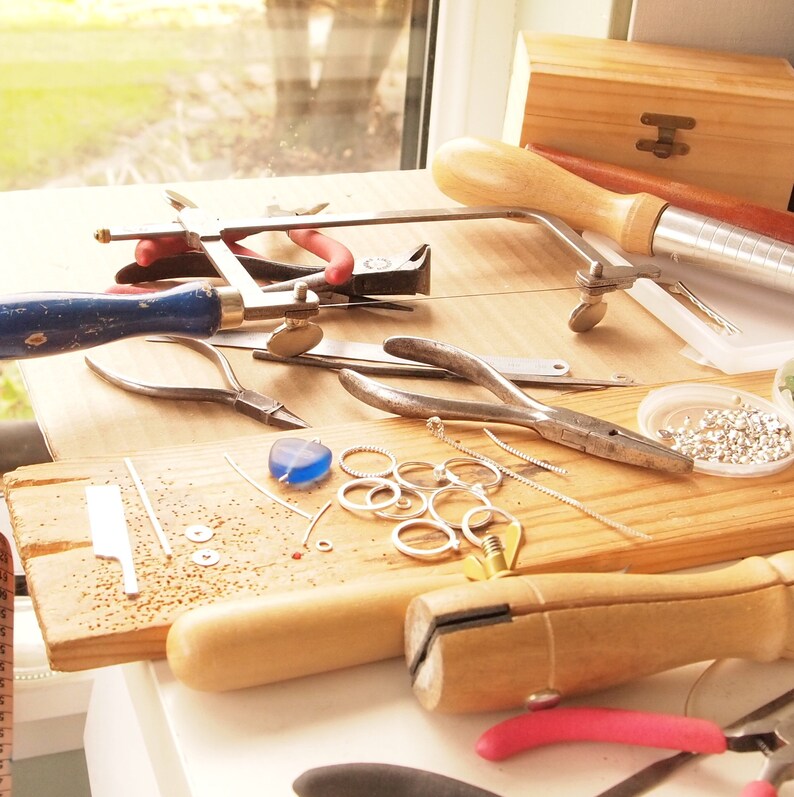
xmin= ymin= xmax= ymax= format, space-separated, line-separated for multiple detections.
xmin=338 ymin=445 xmax=397 ymax=479
xmin=391 ymin=518 xmax=460 ymax=558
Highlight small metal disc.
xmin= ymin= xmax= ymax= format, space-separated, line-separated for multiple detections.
xmin=568 ymin=300 xmax=608 ymax=332
xmin=267 ymin=322 xmax=324 ymax=358
xmin=192 ymin=549 xmax=220 ymax=566
xmin=185 ymin=524 xmax=214 ymax=543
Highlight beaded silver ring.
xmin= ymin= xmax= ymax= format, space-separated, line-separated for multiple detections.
xmin=391 ymin=518 xmax=460 ymax=559
xmin=338 ymin=445 xmax=397 ymax=479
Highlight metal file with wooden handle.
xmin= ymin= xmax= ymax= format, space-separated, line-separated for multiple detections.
xmin=432 ymin=137 xmax=794 ymax=331
xmin=166 ymin=552 xmax=794 ymax=709
xmin=525 ymin=142 xmax=794 ymax=246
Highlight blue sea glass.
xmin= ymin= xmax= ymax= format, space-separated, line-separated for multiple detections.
xmin=268 ymin=438 xmax=333 ymax=485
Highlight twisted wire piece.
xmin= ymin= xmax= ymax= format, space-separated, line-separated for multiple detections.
xmin=425 ymin=418 xmax=650 ymax=541
xmin=483 ymin=428 xmax=568 ymax=475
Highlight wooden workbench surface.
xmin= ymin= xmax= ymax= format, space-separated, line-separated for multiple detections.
xmin=2 ymin=170 xmax=790 ymax=674
xmin=1 ymin=169 xmax=718 ymax=459
xmin=6 ymin=370 xmax=791 ymax=672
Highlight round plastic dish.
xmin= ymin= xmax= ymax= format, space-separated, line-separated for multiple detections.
xmin=637 ymin=383 xmax=794 ymax=478
xmin=773 ymin=357 xmax=794 ymax=425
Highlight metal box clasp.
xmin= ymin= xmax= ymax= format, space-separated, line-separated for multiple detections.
xmin=636 ymin=113 xmax=696 ymax=159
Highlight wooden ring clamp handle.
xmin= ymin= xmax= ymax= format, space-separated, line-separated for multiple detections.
xmin=165 ymin=551 xmax=794 ymax=708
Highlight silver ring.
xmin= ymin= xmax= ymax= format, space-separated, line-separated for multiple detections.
xmin=391 ymin=518 xmax=460 ymax=559
xmin=315 ymin=539 xmax=334 ymax=552
xmin=393 ymin=460 xmax=449 ymax=492
xmin=461 ymin=505 xmax=521 ymax=548
xmin=442 ymin=456 xmax=502 ymax=491
xmin=337 ymin=477 xmax=401 ymax=512
xmin=366 ymin=484 xmax=429 ymax=519
xmin=338 ymin=445 xmax=397 ymax=479
xmin=428 ymin=485 xmax=494 ymax=530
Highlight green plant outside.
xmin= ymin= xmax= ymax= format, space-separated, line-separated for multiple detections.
xmin=0 ymin=5 xmax=231 ymax=191
xmin=0 ymin=364 xmax=33 ymax=421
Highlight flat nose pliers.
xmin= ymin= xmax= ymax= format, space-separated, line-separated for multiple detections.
xmin=476 ymin=705 xmax=794 ymax=796
xmin=337 ymin=336 xmax=693 ymax=473
xmin=85 ymin=336 xmax=309 ymax=429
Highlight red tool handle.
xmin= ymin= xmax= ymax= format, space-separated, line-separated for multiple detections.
xmin=130 ymin=227 xmax=354 ymax=286
xmin=742 ymin=782 xmax=778 ymax=797
xmin=475 ymin=707 xmax=728 ymax=762
xmin=287 ymin=228 xmax=354 ymax=285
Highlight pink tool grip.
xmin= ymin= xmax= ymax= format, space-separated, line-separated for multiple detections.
xmin=741 ymin=782 xmax=778 ymax=797
xmin=288 ymin=229 xmax=355 ymax=285
xmin=476 ymin=707 xmax=729 ymax=762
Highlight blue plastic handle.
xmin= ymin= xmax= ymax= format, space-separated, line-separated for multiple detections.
xmin=0 ymin=281 xmax=223 ymax=359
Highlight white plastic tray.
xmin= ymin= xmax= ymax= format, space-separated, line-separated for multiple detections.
xmin=584 ymin=232 xmax=794 ymax=374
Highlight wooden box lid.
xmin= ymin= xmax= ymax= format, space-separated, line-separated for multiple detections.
xmin=502 ymin=33 xmax=794 ymax=209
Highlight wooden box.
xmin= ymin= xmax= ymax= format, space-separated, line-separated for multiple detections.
xmin=502 ymin=32 xmax=794 ymax=210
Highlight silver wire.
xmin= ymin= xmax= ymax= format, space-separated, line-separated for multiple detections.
xmin=426 ymin=418 xmax=650 ymax=541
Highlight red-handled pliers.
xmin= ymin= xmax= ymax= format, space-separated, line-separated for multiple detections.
xmin=127 ymin=202 xmax=354 ymax=291
xmin=476 ymin=707 xmax=794 ymax=796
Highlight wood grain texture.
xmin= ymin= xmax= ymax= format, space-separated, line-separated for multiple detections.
xmin=502 ymin=32 xmax=794 ymax=209
xmin=5 ymin=170 xmax=720 ymax=461
xmin=526 ymin=143 xmax=794 ymax=245
xmin=5 ymin=370 xmax=792 ymax=673
xmin=407 ymin=551 xmax=794 ymax=712
xmin=432 ymin=137 xmax=667 ymax=254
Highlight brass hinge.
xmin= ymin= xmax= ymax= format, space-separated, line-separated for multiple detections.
xmin=636 ymin=113 xmax=696 ymax=159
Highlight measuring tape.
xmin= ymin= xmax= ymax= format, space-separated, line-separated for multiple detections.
xmin=0 ymin=535 xmax=11 ymax=794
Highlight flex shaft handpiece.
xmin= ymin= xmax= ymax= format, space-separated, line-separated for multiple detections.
xmin=432 ymin=137 xmax=794 ymax=320
xmin=406 ymin=550 xmax=794 ymax=714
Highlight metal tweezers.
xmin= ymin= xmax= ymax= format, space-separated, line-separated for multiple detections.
xmin=85 ymin=336 xmax=309 ymax=429
xmin=337 ymin=336 xmax=694 ymax=473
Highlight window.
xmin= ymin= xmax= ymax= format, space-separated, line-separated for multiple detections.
xmin=1 ymin=0 xmax=437 ymax=192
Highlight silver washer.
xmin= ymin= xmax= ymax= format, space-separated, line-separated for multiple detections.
xmin=185 ymin=524 xmax=214 ymax=543
xmin=192 ymin=549 xmax=220 ymax=567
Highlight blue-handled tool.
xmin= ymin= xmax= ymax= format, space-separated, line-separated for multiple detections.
xmin=0 ymin=190 xmax=321 ymax=360
xmin=0 ymin=282 xmax=223 ymax=359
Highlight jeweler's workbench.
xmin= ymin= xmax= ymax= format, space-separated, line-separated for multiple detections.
xmin=3 ymin=170 xmax=793 ymax=796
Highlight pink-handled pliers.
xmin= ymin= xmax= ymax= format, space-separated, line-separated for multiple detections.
xmin=476 ymin=707 xmax=794 ymax=796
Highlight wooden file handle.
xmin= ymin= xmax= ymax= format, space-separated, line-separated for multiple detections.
xmin=405 ymin=551 xmax=794 ymax=714
xmin=432 ymin=136 xmax=668 ymax=255
xmin=526 ymin=143 xmax=794 ymax=246
xmin=166 ymin=572 xmax=465 ymax=692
